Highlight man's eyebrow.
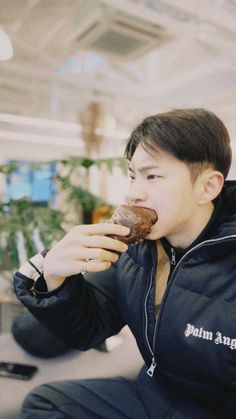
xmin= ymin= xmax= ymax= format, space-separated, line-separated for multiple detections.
xmin=128 ymin=165 xmax=160 ymax=173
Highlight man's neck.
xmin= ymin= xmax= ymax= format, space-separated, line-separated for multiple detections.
xmin=166 ymin=202 xmax=215 ymax=249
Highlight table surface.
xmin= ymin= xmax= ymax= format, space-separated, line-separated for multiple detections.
xmin=0 ymin=330 xmax=143 ymax=419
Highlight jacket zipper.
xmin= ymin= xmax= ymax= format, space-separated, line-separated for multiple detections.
xmin=145 ymin=234 xmax=236 ymax=378
xmin=147 ymin=357 xmax=157 ymax=376
xmin=171 ymin=247 xmax=176 ymax=265
xmin=144 ymin=267 xmax=154 ymax=358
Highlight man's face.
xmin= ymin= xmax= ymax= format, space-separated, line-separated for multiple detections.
xmin=128 ymin=144 xmax=204 ymax=247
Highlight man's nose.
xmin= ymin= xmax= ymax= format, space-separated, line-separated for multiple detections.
xmin=128 ymin=181 xmax=147 ymax=204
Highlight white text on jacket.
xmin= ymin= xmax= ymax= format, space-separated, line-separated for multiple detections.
xmin=184 ymin=323 xmax=236 ymax=350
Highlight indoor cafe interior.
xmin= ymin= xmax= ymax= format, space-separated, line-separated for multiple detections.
xmin=0 ymin=1 xmax=236 ymax=417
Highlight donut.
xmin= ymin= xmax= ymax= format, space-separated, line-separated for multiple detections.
xmin=108 ymin=205 xmax=157 ymax=244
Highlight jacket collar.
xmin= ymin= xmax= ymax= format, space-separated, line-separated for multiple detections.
xmin=160 ymin=181 xmax=235 ymax=265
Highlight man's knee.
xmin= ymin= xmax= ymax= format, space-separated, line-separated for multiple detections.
xmin=21 ymin=384 xmax=60 ymax=418
xmin=21 ymin=381 xmax=87 ymax=418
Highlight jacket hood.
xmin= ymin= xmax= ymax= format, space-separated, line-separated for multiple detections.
xmin=221 ymin=180 xmax=236 ymax=213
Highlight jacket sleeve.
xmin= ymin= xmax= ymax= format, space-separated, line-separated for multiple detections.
xmin=14 ymin=264 xmax=125 ymax=350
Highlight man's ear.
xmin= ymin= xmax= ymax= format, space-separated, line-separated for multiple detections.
xmin=198 ymin=170 xmax=224 ymax=204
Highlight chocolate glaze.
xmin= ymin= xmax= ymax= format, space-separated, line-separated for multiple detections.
xmin=108 ymin=205 xmax=157 ymax=244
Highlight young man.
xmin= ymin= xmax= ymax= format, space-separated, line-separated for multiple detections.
xmin=15 ymin=108 xmax=236 ymax=418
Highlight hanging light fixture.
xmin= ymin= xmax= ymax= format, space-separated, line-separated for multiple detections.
xmin=0 ymin=26 xmax=13 ymax=60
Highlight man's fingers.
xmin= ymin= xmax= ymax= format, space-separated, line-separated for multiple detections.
xmin=41 ymin=222 xmax=130 ymax=285
xmin=79 ymin=235 xmax=128 ymax=252
xmin=80 ymin=259 xmax=112 ymax=273
xmin=76 ymin=247 xmax=119 ymax=263
xmin=57 ymin=223 xmax=130 ymax=253
xmin=74 ymin=223 xmax=130 ymax=237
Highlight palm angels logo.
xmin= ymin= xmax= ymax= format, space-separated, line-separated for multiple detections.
xmin=185 ymin=323 xmax=236 ymax=350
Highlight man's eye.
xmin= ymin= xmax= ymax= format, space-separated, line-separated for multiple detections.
xmin=129 ymin=175 xmax=135 ymax=181
xmin=147 ymin=174 xmax=159 ymax=180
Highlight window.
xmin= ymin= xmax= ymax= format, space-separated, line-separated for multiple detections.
xmin=4 ymin=161 xmax=56 ymax=207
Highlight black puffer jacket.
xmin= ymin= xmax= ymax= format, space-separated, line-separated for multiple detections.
xmin=14 ymin=181 xmax=236 ymax=417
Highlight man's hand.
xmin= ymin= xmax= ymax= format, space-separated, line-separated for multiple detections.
xmin=43 ymin=223 xmax=130 ymax=290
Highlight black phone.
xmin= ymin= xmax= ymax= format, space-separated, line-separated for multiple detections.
xmin=0 ymin=361 xmax=38 ymax=380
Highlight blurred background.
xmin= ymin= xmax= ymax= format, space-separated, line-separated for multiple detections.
xmin=0 ymin=0 xmax=236 ymax=309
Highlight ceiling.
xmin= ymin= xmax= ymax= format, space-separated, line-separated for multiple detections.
xmin=0 ymin=0 xmax=236 ymax=154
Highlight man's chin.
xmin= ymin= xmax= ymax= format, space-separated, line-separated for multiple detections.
xmin=145 ymin=231 xmax=159 ymax=241
xmin=145 ymin=222 xmax=160 ymax=240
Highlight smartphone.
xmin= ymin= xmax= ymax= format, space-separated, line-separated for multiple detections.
xmin=0 ymin=361 xmax=38 ymax=380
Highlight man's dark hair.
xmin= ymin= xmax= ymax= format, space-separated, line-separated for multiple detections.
xmin=125 ymin=108 xmax=232 ymax=180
